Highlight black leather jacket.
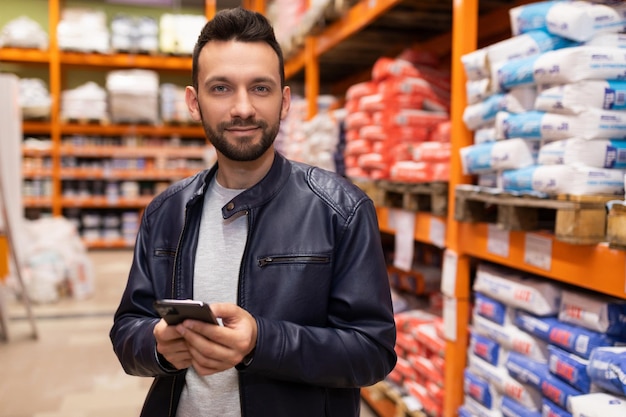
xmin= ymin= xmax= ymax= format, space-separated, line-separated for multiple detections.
xmin=110 ymin=151 xmax=397 ymax=417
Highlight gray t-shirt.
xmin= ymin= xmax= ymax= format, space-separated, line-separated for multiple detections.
xmin=176 ymin=177 xmax=248 ymax=417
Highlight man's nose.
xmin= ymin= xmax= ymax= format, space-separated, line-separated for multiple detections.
xmin=231 ymin=90 xmax=255 ymax=119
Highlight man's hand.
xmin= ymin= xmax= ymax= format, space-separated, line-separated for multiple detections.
xmin=153 ymin=318 xmax=192 ymax=370
xmin=176 ymin=303 xmax=257 ymax=376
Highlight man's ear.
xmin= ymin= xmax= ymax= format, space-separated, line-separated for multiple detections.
xmin=280 ymin=86 xmax=291 ymax=120
xmin=185 ymin=86 xmax=202 ymax=122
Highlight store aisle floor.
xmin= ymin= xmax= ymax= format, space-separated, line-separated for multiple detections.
xmin=0 ymin=250 xmax=378 ymax=417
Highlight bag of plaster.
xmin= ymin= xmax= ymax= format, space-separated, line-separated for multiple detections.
xmin=569 ymin=392 xmax=626 ymax=417
xmin=473 ymin=263 xmax=562 ymax=316
xmin=542 ymin=398 xmax=572 ymax=417
xmin=509 ymin=1 xmax=563 ymax=35
xmin=561 ymin=138 xmax=626 ymax=169
xmin=460 ymin=139 xmax=538 ymax=174
xmin=500 ymin=164 xmax=626 ymax=196
xmin=505 ymin=351 xmax=550 ymax=392
xmin=585 ymin=32 xmax=626 ymax=49
xmin=461 ymin=30 xmax=576 ymax=82
xmin=535 ymin=80 xmax=626 ymax=114
xmin=587 ymin=347 xmax=626 ymax=396
xmin=475 ymin=125 xmax=497 ymax=144
xmin=502 ymin=395 xmax=542 ymax=417
xmin=463 ymin=395 xmax=505 ymax=417
xmin=475 ymin=292 xmax=516 ymax=325
xmin=495 ymin=110 xmax=626 ymax=141
xmin=548 ymin=345 xmax=591 ymax=393
xmin=537 ymin=140 xmax=566 ymax=165
xmin=463 ymin=87 xmax=537 ymax=130
xmin=541 ymin=373 xmax=583 ymax=413
xmin=497 ymin=47 xmax=626 ymax=91
xmin=472 ymin=314 xmax=550 ymax=363
xmin=470 ymin=332 xmax=507 ymax=366
xmin=545 ymin=1 xmax=626 ymax=42
xmin=465 ymin=368 xmax=502 ymax=409
xmin=468 ymin=354 xmax=543 ymax=410
xmin=559 ymin=289 xmax=626 ymax=336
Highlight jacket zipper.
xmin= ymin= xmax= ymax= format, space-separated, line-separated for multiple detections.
xmin=171 ymin=204 xmax=190 ymax=297
xmin=258 ymin=255 xmax=330 ymax=267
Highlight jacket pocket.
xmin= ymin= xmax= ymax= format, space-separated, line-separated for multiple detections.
xmin=257 ymin=254 xmax=330 ymax=267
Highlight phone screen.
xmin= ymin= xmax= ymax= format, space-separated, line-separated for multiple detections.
xmin=154 ymin=299 xmax=219 ymax=325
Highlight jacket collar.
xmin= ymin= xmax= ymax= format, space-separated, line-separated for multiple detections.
xmin=191 ymin=150 xmax=292 ymax=219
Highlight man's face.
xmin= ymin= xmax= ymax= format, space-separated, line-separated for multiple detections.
xmin=186 ymin=40 xmax=290 ymax=162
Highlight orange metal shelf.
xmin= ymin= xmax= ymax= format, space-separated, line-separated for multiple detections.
xmin=59 ymin=123 xmax=204 ymax=138
xmin=59 ymin=168 xmax=199 ymax=180
xmin=83 ymin=238 xmax=134 ymax=249
xmin=23 ymin=196 xmax=53 ymax=208
xmin=61 ymin=196 xmax=154 ymax=208
xmin=458 ymin=222 xmax=626 ymax=299
xmin=23 ymin=168 xmax=53 ymax=178
xmin=23 ymin=121 xmax=52 ymax=135
xmin=0 ymin=47 xmax=50 ymax=63
xmin=59 ymin=51 xmax=192 ymax=70
xmin=59 ymin=145 xmax=207 ymax=158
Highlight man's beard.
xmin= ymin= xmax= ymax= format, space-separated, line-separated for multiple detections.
xmin=199 ymin=109 xmax=280 ymax=162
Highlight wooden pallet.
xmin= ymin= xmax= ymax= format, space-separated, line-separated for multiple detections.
xmin=377 ymin=180 xmax=448 ymax=217
xmin=455 ymin=185 xmax=616 ymax=245
xmin=362 ymin=382 xmax=427 ymax=417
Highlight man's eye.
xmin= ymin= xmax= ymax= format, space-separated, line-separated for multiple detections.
xmin=212 ymin=85 xmax=228 ymax=93
xmin=254 ymin=86 xmax=270 ymax=93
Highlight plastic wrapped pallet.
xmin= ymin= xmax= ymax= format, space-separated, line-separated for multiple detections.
xmin=19 ymin=78 xmax=51 ymax=120
xmin=463 ymin=87 xmax=537 ymax=130
xmin=160 ymin=83 xmax=194 ymax=124
xmin=110 ymin=14 xmax=158 ymax=53
xmin=106 ymin=69 xmax=159 ymax=124
xmin=548 ymin=345 xmax=591 ymax=393
xmin=544 ymin=1 xmax=626 ymax=42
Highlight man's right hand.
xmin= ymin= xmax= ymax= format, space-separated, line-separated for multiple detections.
xmin=154 ymin=318 xmax=192 ymax=370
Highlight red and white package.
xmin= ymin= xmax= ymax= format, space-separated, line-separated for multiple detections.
xmin=357 ymin=153 xmax=388 ymax=171
xmin=359 ymin=93 xmax=424 ymax=112
xmin=344 ymin=111 xmax=372 ymax=130
xmin=412 ymin=142 xmax=451 ymax=162
xmin=430 ymin=121 xmax=451 ymax=143
xmin=405 ymin=380 xmax=444 ymax=417
xmin=408 ymin=354 xmax=444 ymax=387
xmin=389 ymin=161 xmax=449 ymax=182
xmin=344 ymin=139 xmax=372 ymax=156
xmin=359 ymin=125 xmax=388 ymax=141
xmin=394 ymin=309 xmax=438 ymax=332
xmin=374 ymin=109 xmax=449 ymax=129
xmin=413 ymin=322 xmax=446 ymax=357
xmin=345 ymin=81 xmax=378 ymax=101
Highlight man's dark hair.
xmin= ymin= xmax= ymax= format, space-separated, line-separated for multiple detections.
xmin=192 ymin=7 xmax=285 ymax=90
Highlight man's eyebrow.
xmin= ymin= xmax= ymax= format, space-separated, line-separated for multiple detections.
xmin=203 ymin=76 xmax=278 ymax=88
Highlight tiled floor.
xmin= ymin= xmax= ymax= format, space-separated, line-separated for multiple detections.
xmin=0 ymin=249 xmax=378 ymax=417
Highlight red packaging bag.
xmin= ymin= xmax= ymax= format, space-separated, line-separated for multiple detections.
xmin=345 ymin=111 xmax=372 ymax=130
xmin=345 ymin=81 xmax=378 ymax=101
xmin=374 ymin=109 xmax=449 ymax=129
xmin=412 ymin=142 xmax=451 ymax=162
xmin=344 ymin=139 xmax=372 ymax=156
xmin=359 ymin=93 xmax=424 ymax=113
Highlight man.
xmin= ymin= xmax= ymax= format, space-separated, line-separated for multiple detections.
xmin=110 ymin=7 xmax=396 ymax=417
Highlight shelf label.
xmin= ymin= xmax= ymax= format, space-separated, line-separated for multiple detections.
xmin=390 ymin=209 xmax=415 ymax=271
xmin=487 ymin=224 xmax=510 ymax=258
xmin=429 ymin=217 xmax=446 ymax=248
xmin=524 ymin=233 xmax=552 ymax=271
xmin=443 ymin=296 xmax=457 ymax=341
xmin=441 ymin=249 xmax=458 ymax=297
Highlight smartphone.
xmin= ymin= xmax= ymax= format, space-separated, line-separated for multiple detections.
xmin=154 ymin=299 xmax=219 ymax=325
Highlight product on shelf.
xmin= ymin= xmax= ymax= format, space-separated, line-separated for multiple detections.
xmin=110 ymin=14 xmax=158 ymax=54
xmin=158 ymin=13 xmax=206 ymax=55
xmin=19 ymin=78 xmax=51 ymax=120
xmin=61 ymin=82 xmax=108 ymax=123
xmin=0 ymin=15 xmax=48 ymax=49
xmin=587 ymin=347 xmax=626 ymax=396
xmin=57 ymin=8 xmax=109 ymax=53
xmin=106 ymin=69 xmax=159 ymax=125
xmin=569 ymin=392 xmax=626 ymax=417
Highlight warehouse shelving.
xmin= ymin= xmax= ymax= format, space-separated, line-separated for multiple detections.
xmin=282 ymin=0 xmax=626 ymax=417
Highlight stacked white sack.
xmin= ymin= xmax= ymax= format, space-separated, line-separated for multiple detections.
xmin=500 ymin=164 xmax=626 ymax=195
xmin=538 ymin=138 xmax=626 ymax=169
xmin=535 ymin=80 xmax=626 ymax=114
xmin=460 ymin=139 xmax=538 ymax=175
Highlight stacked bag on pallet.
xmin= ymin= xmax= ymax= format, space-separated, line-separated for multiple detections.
xmin=57 ymin=8 xmax=110 ymax=53
xmin=158 ymin=13 xmax=207 ymax=55
xmin=110 ymin=14 xmax=158 ymax=54
xmin=458 ymin=262 xmax=626 ymax=417
xmin=388 ymin=310 xmax=446 ymax=417
xmin=343 ymin=50 xmax=451 ymax=182
xmin=460 ymin=0 xmax=626 ymax=197
xmin=275 ymin=95 xmax=344 ymax=173
xmin=106 ymin=69 xmax=160 ymax=124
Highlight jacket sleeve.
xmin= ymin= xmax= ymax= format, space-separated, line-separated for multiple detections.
xmin=244 ymin=198 xmax=397 ymax=388
xmin=109 ymin=214 xmax=183 ymax=378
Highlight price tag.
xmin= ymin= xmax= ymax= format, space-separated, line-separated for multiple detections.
xmin=443 ymin=296 xmax=457 ymax=341
xmin=390 ymin=209 xmax=415 ymax=271
xmin=441 ymin=249 xmax=458 ymax=297
xmin=487 ymin=224 xmax=510 ymax=257
xmin=524 ymin=233 xmax=552 ymax=271
xmin=429 ymin=217 xmax=446 ymax=248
